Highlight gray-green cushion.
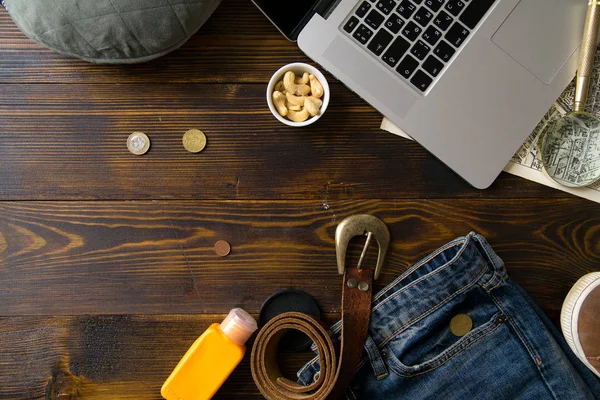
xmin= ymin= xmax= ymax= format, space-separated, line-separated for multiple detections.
xmin=4 ymin=0 xmax=221 ymax=64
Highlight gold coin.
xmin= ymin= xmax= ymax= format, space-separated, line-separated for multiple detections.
xmin=127 ymin=132 xmax=150 ymax=155
xmin=214 ymin=240 xmax=231 ymax=257
xmin=0 ymin=232 xmax=7 ymax=254
xmin=449 ymin=314 xmax=473 ymax=337
xmin=182 ymin=129 xmax=207 ymax=153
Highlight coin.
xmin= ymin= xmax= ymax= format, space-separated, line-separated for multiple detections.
xmin=127 ymin=132 xmax=150 ymax=155
xmin=0 ymin=232 xmax=7 ymax=254
xmin=182 ymin=129 xmax=207 ymax=153
xmin=214 ymin=240 xmax=231 ymax=257
xmin=449 ymin=314 xmax=473 ymax=337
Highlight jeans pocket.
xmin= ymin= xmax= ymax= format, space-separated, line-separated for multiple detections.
xmin=384 ymin=285 xmax=505 ymax=377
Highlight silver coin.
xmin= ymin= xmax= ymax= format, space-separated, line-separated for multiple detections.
xmin=127 ymin=132 xmax=150 ymax=155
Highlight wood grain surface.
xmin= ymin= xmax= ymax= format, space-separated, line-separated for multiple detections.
xmin=1 ymin=0 xmax=599 ymax=399
xmin=0 ymin=314 xmax=321 ymax=399
xmin=1 ymin=199 xmax=598 ymax=317
xmin=0 ymin=78 xmax=564 ymax=200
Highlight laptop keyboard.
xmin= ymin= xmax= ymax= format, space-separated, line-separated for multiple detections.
xmin=341 ymin=0 xmax=496 ymax=93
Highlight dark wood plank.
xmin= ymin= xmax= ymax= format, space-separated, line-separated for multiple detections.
xmin=0 ymin=0 xmax=309 ymax=84
xmin=0 ymin=314 xmax=318 ymax=399
xmin=1 ymin=200 xmax=598 ymax=319
xmin=0 ymin=83 xmax=565 ymax=199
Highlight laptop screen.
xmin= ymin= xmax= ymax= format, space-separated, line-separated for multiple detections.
xmin=252 ymin=0 xmax=320 ymax=40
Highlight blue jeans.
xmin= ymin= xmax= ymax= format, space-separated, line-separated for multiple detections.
xmin=297 ymin=233 xmax=600 ymax=399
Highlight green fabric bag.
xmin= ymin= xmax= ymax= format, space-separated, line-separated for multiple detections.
xmin=3 ymin=0 xmax=221 ymax=64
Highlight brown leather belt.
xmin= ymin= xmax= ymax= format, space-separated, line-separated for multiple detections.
xmin=251 ymin=215 xmax=390 ymax=400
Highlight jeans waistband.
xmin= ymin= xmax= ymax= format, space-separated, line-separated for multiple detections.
xmin=299 ymin=232 xmax=507 ymax=384
xmin=366 ymin=232 xmax=506 ymax=346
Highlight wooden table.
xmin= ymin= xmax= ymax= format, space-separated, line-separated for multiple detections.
xmin=0 ymin=1 xmax=598 ymax=398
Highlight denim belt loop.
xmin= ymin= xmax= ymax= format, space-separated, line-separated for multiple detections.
xmin=471 ymin=233 xmax=508 ymax=290
xmin=364 ymin=335 xmax=389 ymax=380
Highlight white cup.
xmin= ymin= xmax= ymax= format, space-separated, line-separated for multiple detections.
xmin=266 ymin=62 xmax=330 ymax=127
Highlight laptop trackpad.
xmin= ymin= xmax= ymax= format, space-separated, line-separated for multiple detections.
xmin=324 ymin=37 xmax=416 ymax=118
xmin=491 ymin=0 xmax=585 ymax=84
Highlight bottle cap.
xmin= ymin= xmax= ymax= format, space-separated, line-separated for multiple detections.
xmin=220 ymin=308 xmax=258 ymax=345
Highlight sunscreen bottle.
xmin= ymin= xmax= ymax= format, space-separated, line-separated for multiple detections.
xmin=161 ymin=308 xmax=258 ymax=400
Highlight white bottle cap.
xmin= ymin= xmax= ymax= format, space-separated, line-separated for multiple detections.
xmin=220 ymin=308 xmax=258 ymax=345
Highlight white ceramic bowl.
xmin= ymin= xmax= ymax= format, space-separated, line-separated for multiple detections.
xmin=266 ymin=62 xmax=330 ymax=127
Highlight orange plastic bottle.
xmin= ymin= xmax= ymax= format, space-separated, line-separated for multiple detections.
xmin=161 ymin=308 xmax=258 ymax=400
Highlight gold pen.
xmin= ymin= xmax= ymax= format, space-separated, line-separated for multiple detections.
xmin=574 ymin=0 xmax=600 ymax=112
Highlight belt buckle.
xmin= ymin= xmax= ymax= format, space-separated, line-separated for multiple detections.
xmin=335 ymin=214 xmax=390 ymax=280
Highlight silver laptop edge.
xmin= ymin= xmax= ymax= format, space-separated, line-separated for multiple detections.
xmin=298 ymin=0 xmax=586 ymax=188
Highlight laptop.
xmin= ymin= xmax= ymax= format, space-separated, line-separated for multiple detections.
xmin=251 ymin=0 xmax=588 ymax=189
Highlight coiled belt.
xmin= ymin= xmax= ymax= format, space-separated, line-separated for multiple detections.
xmin=251 ymin=215 xmax=390 ymax=400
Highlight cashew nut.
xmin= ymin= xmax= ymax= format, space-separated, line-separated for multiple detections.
xmin=286 ymin=101 xmax=302 ymax=111
xmin=272 ymin=91 xmax=288 ymax=117
xmin=287 ymin=108 xmax=310 ymax=122
xmin=295 ymin=72 xmax=309 ymax=85
xmin=304 ymin=96 xmax=323 ymax=116
xmin=285 ymin=92 xmax=306 ymax=107
xmin=274 ymin=80 xmax=285 ymax=92
xmin=309 ymin=74 xmax=324 ymax=98
xmin=283 ymin=71 xmax=311 ymax=96
xmin=272 ymin=69 xmax=326 ymax=122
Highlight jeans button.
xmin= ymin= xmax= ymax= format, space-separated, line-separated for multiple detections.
xmin=381 ymin=349 xmax=389 ymax=358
